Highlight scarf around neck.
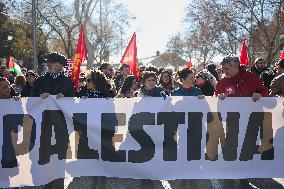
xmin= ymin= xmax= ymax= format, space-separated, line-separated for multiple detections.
xmin=140 ymin=86 xmax=166 ymax=97
xmin=46 ymin=70 xmax=65 ymax=79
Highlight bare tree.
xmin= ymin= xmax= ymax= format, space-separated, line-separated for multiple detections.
xmin=167 ymin=33 xmax=187 ymax=57
xmin=169 ymin=0 xmax=284 ymax=65
xmin=4 ymin=0 xmax=132 ymax=68
xmin=35 ymin=0 xmax=90 ymax=58
xmin=75 ymin=0 xmax=132 ymax=68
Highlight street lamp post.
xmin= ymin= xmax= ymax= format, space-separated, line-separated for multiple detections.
xmin=32 ymin=0 xmax=37 ymax=70
xmin=6 ymin=34 xmax=13 ymax=59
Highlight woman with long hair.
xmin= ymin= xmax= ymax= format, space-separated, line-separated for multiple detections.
xmin=159 ymin=70 xmax=173 ymax=95
xmin=79 ymin=69 xmax=115 ymax=98
xmin=73 ymin=70 xmax=115 ymax=189
xmin=116 ymin=75 xmax=138 ymax=98
xmin=11 ymin=75 xmax=26 ymax=94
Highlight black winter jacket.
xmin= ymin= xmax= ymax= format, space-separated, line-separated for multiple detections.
xmin=31 ymin=74 xmax=75 ymax=97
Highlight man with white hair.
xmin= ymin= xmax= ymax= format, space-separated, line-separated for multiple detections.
xmin=216 ymin=55 xmax=268 ymax=101
xmin=216 ymin=55 xmax=268 ymax=189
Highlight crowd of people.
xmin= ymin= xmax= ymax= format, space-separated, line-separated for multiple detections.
xmin=1 ymin=52 xmax=284 ymax=189
xmin=1 ymin=52 xmax=284 ymax=101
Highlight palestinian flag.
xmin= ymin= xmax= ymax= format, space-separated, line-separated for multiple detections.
xmin=7 ymin=56 xmax=22 ymax=75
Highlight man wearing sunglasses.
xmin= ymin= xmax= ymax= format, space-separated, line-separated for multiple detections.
xmin=216 ymin=55 xmax=268 ymax=102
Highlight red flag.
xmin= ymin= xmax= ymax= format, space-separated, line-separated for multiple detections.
xmin=240 ymin=39 xmax=249 ymax=65
xmin=72 ymin=26 xmax=87 ymax=90
xmin=120 ymin=33 xmax=139 ymax=80
xmin=7 ymin=56 xmax=15 ymax=70
xmin=280 ymin=51 xmax=284 ymax=60
xmin=187 ymin=58 xmax=193 ymax=68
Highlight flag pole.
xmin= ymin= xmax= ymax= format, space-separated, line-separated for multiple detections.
xmin=32 ymin=0 xmax=38 ymax=71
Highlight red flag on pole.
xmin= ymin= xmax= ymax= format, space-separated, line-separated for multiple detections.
xmin=187 ymin=58 xmax=193 ymax=68
xmin=240 ymin=39 xmax=249 ymax=65
xmin=280 ymin=51 xmax=284 ymax=60
xmin=120 ymin=33 xmax=139 ymax=80
xmin=72 ymin=25 xmax=87 ymax=90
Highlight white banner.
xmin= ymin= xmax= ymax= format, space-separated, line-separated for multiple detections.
xmin=0 ymin=96 xmax=283 ymax=187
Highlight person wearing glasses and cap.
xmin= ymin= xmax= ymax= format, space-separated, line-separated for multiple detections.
xmin=21 ymin=70 xmax=38 ymax=97
xmin=216 ymin=55 xmax=268 ymax=102
xmin=31 ymin=52 xmax=76 ymax=98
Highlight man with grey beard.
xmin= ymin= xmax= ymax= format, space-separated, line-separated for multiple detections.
xmin=31 ymin=52 xmax=75 ymax=98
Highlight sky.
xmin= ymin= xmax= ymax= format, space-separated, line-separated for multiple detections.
xmin=120 ymin=0 xmax=190 ymax=60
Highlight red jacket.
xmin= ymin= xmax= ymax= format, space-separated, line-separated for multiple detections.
xmin=215 ymin=68 xmax=268 ymax=97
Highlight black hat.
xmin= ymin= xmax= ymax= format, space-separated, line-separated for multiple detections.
xmin=46 ymin=52 xmax=67 ymax=66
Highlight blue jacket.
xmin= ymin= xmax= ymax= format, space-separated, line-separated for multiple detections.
xmin=172 ymin=86 xmax=202 ymax=96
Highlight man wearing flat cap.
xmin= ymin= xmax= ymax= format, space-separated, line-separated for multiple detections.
xmin=31 ymin=52 xmax=75 ymax=98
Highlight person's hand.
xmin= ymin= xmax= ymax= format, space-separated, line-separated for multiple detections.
xmin=40 ymin=93 xmax=49 ymax=99
xmin=56 ymin=93 xmax=64 ymax=99
xmin=198 ymin=95 xmax=205 ymax=99
xmin=218 ymin=93 xmax=227 ymax=100
xmin=14 ymin=96 xmax=20 ymax=101
xmin=252 ymin=92 xmax=261 ymax=102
